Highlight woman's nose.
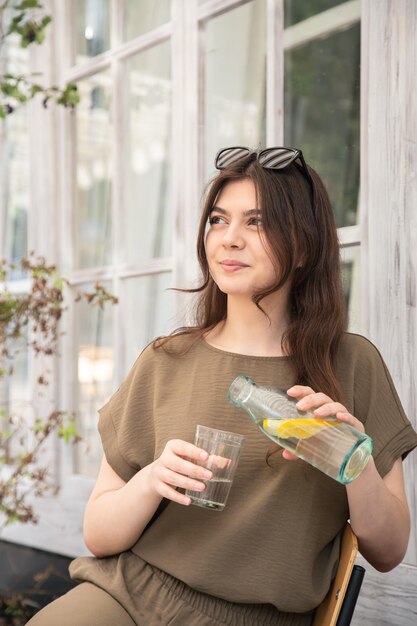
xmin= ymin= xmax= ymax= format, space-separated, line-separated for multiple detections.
xmin=222 ymin=224 xmax=245 ymax=248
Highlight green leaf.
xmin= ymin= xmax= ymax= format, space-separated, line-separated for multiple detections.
xmin=30 ymin=84 xmax=44 ymax=95
xmin=35 ymin=29 xmax=46 ymax=44
xmin=0 ymin=105 xmax=6 ymax=119
xmin=16 ymin=92 xmax=28 ymax=103
xmin=6 ymin=14 xmax=25 ymax=33
xmin=41 ymin=16 xmax=52 ymax=28
xmin=0 ymin=83 xmax=16 ymax=96
xmin=53 ymin=276 xmax=64 ymax=290
xmin=15 ymin=0 xmax=44 ymax=9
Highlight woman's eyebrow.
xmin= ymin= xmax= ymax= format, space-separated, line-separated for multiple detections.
xmin=210 ymin=206 xmax=261 ymax=216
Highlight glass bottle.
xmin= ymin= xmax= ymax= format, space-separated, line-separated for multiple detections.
xmin=227 ymin=375 xmax=373 ymax=484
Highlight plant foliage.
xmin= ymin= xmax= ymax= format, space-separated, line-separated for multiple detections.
xmin=0 ymin=0 xmax=80 ymax=118
xmin=0 ymin=255 xmax=118 ymax=531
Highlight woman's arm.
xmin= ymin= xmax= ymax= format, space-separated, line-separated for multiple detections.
xmin=345 ymin=456 xmax=409 ymax=571
xmin=83 ymin=440 xmax=212 ymax=558
xmin=286 ymin=385 xmax=411 ymax=572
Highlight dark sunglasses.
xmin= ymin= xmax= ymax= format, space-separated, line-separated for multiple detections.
xmin=215 ymin=146 xmax=313 ymax=190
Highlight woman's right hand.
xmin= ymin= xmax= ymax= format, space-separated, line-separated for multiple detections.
xmin=146 ymin=439 xmax=213 ymax=505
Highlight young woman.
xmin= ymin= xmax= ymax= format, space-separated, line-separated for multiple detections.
xmin=28 ymin=147 xmax=417 ymax=626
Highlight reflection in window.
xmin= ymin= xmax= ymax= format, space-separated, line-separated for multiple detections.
xmin=284 ymin=0 xmax=347 ymax=27
xmin=203 ymin=0 xmax=266 ymax=179
xmin=124 ymin=42 xmax=172 ymax=263
xmin=75 ymin=72 xmax=112 ymax=270
xmin=284 ymin=22 xmax=360 ymax=227
xmin=123 ymin=0 xmax=171 ymax=41
xmin=124 ymin=273 xmax=175 ymax=370
xmin=0 ymin=330 xmax=31 ymax=463
xmin=73 ymin=0 xmax=110 ymax=65
xmin=0 ymin=39 xmax=29 ymax=276
xmin=341 ymin=245 xmax=361 ymax=333
xmin=0 ymin=331 xmax=30 ymax=421
xmin=75 ymin=282 xmax=114 ymax=476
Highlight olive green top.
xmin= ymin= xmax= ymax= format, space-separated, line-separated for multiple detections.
xmin=72 ymin=332 xmax=417 ymax=618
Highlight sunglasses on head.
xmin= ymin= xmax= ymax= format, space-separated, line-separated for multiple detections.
xmin=215 ymin=146 xmax=313 ymax=190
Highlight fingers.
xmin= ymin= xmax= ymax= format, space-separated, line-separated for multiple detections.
xmin=150 ymin=439 xmax=215 ymax=506
xmin=206 ymin=454 xmax=232 ymax=471
xmin=167 ymin=439 xmax=209 ymax=465
xmin=282 ymin=449 xmax=299 ymax=461
xmin=311 ymin=401 xmax=348 ymax=417
xmin=333 ymin=411 xmax=365 ymax=433
xmin=165 ymin=440 xmax=212 ymax=475
xmin=287 ymin=387 xmax=346 ymax=416
xmin=286 ymin=386 xmax=365 ymax=433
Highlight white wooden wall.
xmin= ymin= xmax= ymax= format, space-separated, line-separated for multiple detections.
xmin=355 ymin=1 xmax=417 ymax=623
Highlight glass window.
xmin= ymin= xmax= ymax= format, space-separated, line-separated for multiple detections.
xmin=0 ymin=40 xmax=29 ymax=276
xmin=0 ymin=331 xmax=30 ymax=421
xmin=122 ymin=0 xmax=171 ymax=41
xmin=124 ymin=42 xmax=172 ymax=263
xmin=203 ymin=0 xmax=267 ymax=179
xmin=73 ymin=0 xmax=111 ymax=65
xmin=75 ymin=71 xmax=113 ymax=270
xmin=124 ymin=273 xmax=175 ymax=370
xmin=0 ymin=110 xmax=29 ymax=273
xmin=341 ymin=245 xmax=361 ymax=333
xmin=284 ymin=22 xmax=360 ymax=227
xmin=74 ymin=281 xmax=114 ymax=476
xmin=0 ymin=330 xmax=31 ymax=462
xmin=284 ymin=0 xmax=347 ymax=27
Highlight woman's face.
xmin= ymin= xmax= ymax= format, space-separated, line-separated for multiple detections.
xmin=205 ymin=178 xmax=280 ymax=299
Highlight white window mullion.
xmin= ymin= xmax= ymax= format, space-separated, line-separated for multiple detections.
xmin=197 ymin=0 xmax=251 ymax=22
xmin=172 ymin=0 xmax=200 ymax=317
xmin=56 ymin=0 xmax=79 ymax=481
xmin=266 ymin=0 xmax=284 ymax=146
xmin=337 ymin=224 xmax=361 ymax=247
xmin=111 ymin=0 xmax=126 ymax=389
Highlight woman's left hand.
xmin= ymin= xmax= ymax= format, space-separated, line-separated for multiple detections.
xmin=281 ymin=385 xmax=365 ymax=461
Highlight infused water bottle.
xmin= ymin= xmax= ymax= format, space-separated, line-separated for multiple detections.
xmin=227 ymin=375 xmax=373 ymax=484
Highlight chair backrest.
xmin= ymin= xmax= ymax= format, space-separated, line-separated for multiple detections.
xmin=312 ymin=524 xmax=364 ymax=626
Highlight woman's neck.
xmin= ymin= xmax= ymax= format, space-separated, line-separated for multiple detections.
xmin=205 ymin=294 xmax=291 ymax=357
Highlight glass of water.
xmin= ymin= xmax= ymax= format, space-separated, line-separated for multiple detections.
xmin=185 ymin=425 xmax=245 ymax=511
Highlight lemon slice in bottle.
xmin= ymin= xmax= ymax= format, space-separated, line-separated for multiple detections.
xmin=262 ymin=418 xmax=336 ymax=440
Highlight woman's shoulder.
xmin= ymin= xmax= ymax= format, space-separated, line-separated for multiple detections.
xmin=337 ymin=332 xmax=386 ymax=369
xmin=133 ymin=331 xmax=201 ymax=367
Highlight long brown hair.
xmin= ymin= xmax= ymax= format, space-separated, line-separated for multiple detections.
xmin=155 ymin=152 xmax=346 ymax=401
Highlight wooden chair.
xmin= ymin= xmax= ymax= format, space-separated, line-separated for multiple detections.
xmin=313 ymin=524 xmax=365 ymax=626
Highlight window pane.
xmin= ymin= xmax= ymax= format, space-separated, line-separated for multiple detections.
xmin=0 ymin=332 xmax=30 ymax=422
xmin=284 ymin=23 xmax=360 ymax=227
xmin=0 ymin=331 xmax=31 ymax=463
xmin=75 ymin=72 xmax=112 ymax=269
xmin=203 ymin=0 xmax=267 ymax=179
xmin=341 ymin=245 xmax=361 ymax=333
xmin=73 ymin=0 xmax=111 ymax=65
xmin=123 ymin=0 xmax=171 ymax=41
xmin=0 ymin=41 xmax=29 ymax=276
xmin=75 ymin=282 xmax=114 ymax=476
xmin=124 ymin=273 xmax=175 ymax=370
xmin=284 ymin=0 xmax=348 ymax=27
xmin=125 ymin=43 xmax=172 ymax=263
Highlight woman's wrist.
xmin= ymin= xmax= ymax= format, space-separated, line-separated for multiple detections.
xmin=345 ymin=455 xmax=378 ymax=494
xmin=127 ymin=463 xmax=164 ymax=509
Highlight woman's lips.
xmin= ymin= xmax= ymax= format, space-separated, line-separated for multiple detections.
xmin=219 ymin=260 xmax=250 ymax=272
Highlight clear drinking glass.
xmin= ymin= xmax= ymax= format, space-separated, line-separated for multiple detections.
xmin=185 ymin=425 xmax=245 ymax=510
